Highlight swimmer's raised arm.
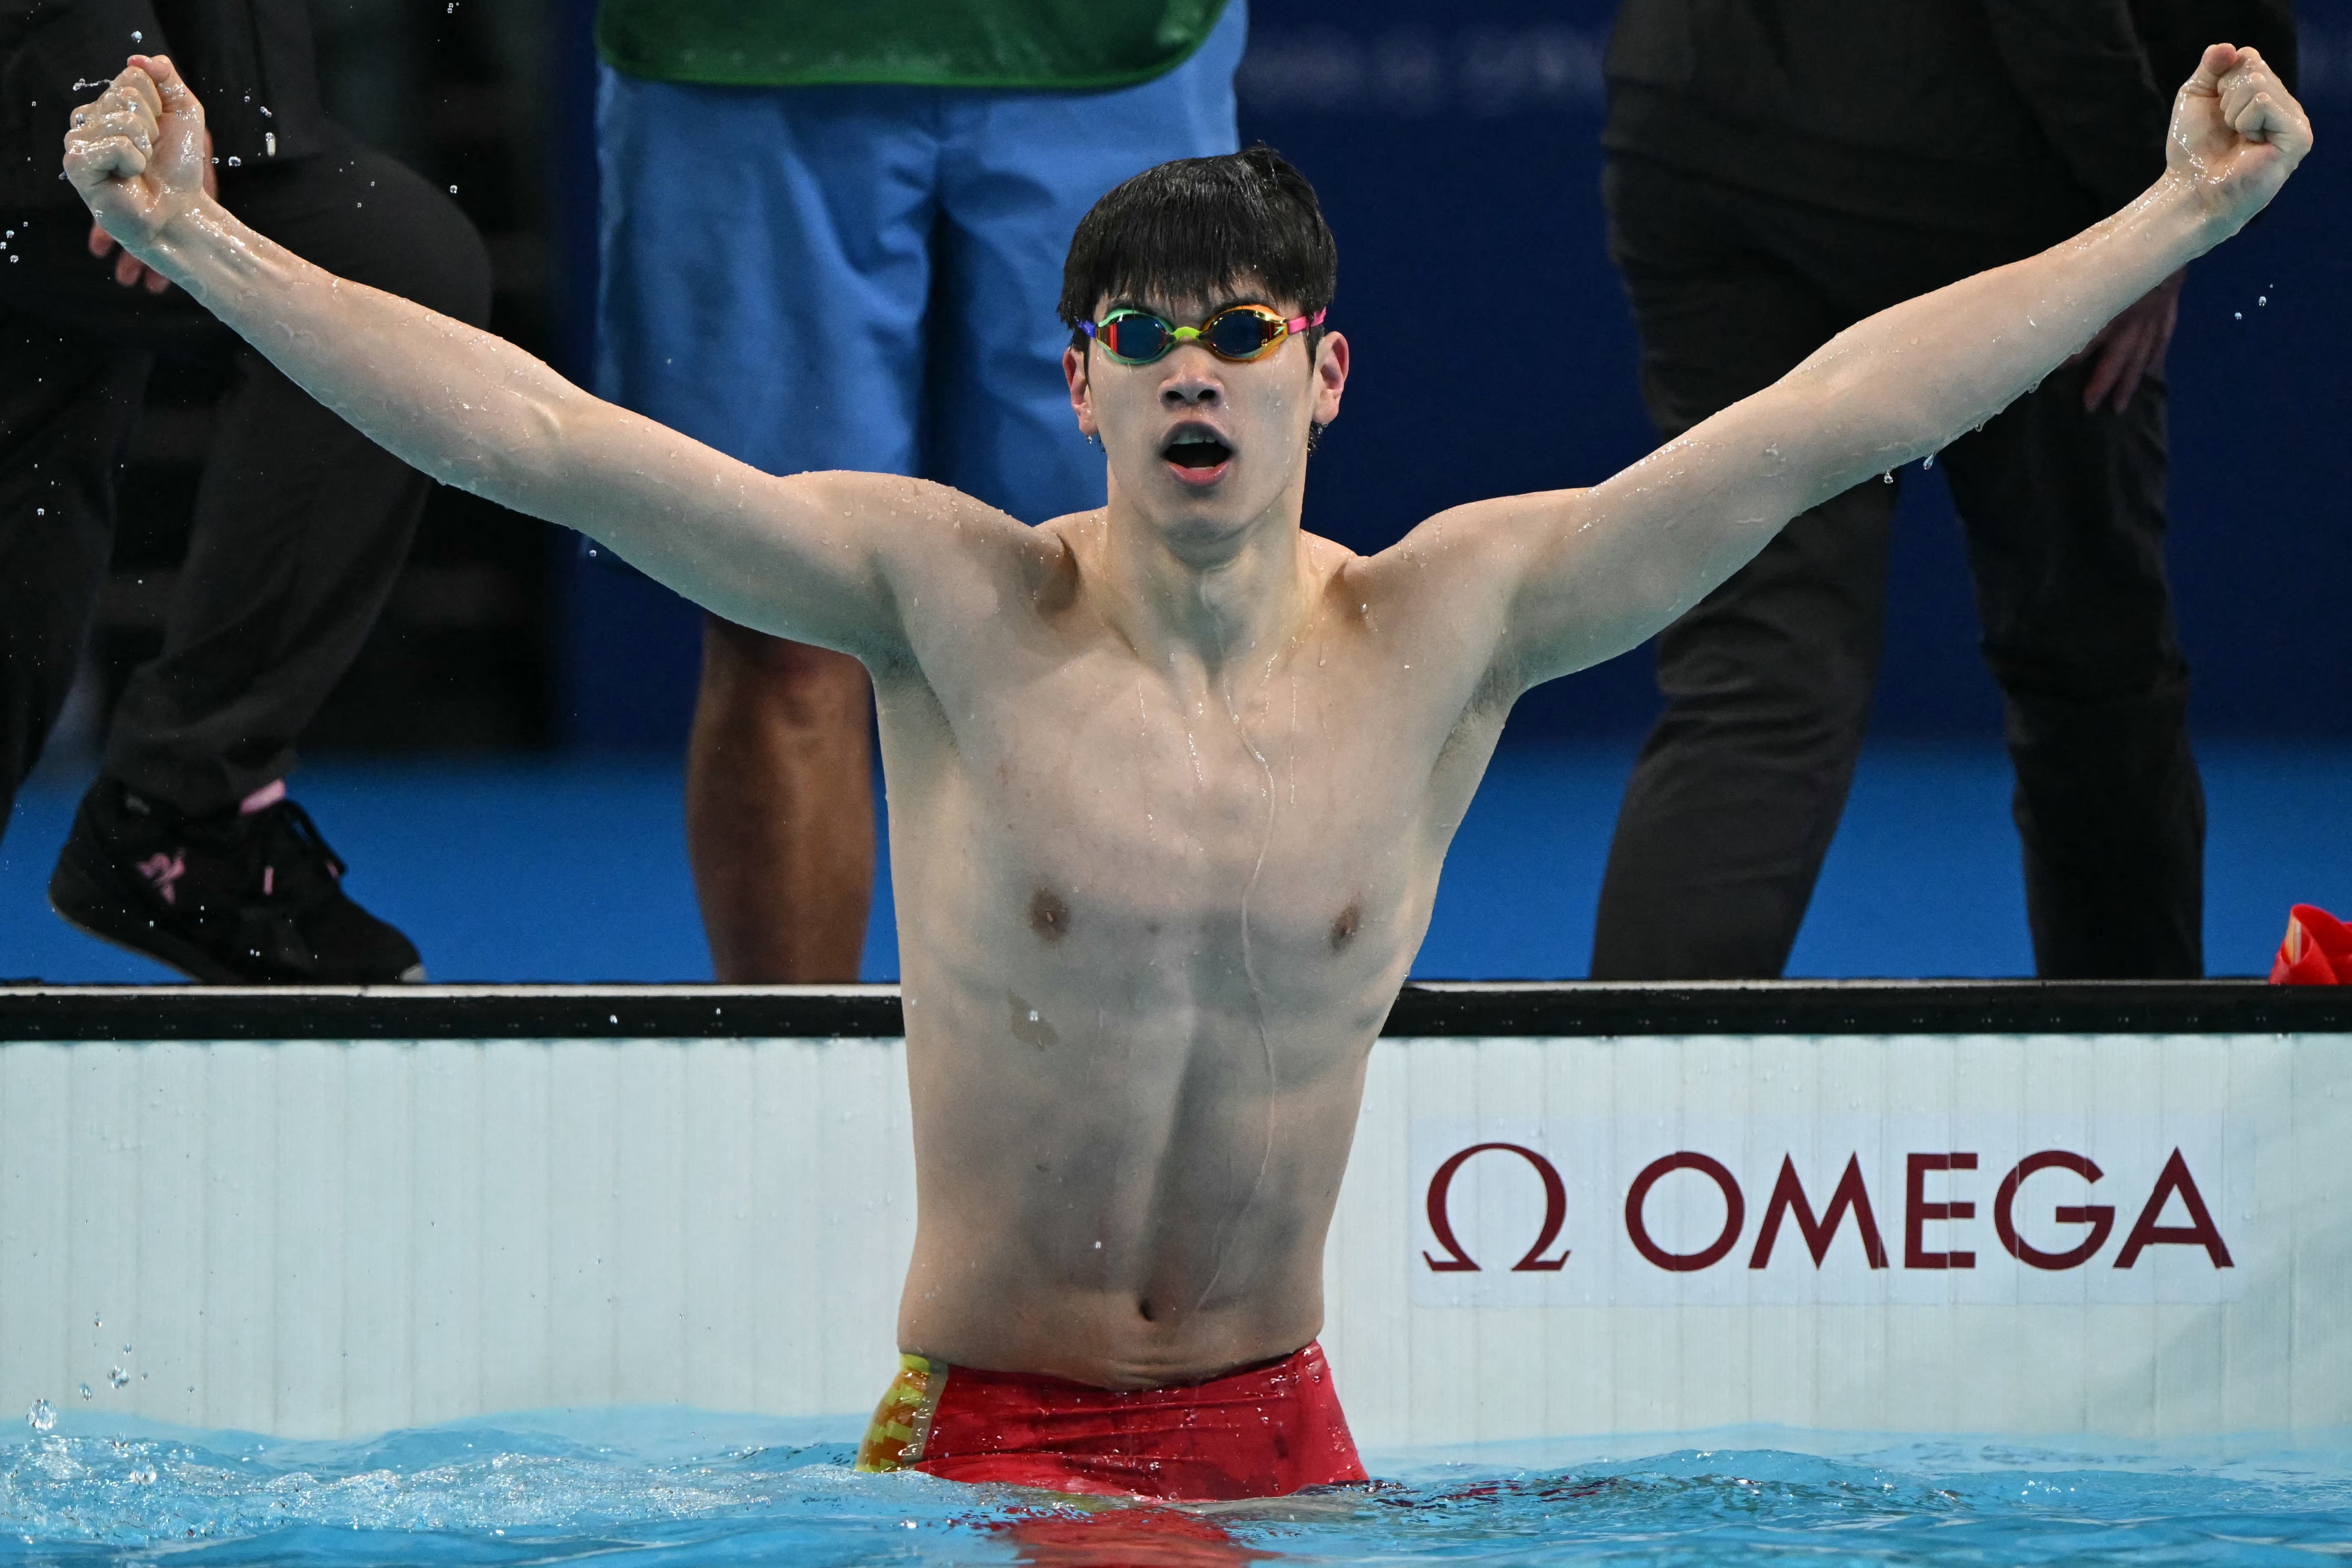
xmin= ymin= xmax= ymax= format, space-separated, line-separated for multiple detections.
xmin=1415 ymin=43 xmax=2309 ymax=692
xmin=60 ymin=55 xmax=1003 ymax=660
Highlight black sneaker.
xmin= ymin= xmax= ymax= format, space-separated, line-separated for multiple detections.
xmin=48 ymin=780 xmax=426 ymax=984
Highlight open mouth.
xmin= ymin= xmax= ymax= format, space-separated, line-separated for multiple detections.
xmin=1164 ymin=437 xmax=1232 ymax=469
xmin=1160 ymin=427 xmax=1234 ymax=484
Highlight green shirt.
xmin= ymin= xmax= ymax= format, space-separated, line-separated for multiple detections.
xmin=596 ymin=0 xmax=1232 ymax=90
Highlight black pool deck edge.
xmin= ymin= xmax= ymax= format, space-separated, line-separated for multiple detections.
xmin=0 ymin=980 xmax=2346 ymax=1041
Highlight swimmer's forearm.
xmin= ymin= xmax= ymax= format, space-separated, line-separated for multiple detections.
xmin=135 ymin=196 xmax=597 ymax=517
xmin=1769 ymin=175 xmax=2217 ymax=499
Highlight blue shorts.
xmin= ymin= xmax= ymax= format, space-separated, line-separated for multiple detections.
xmin=593 ymin=1 xmax=1245 ymax=526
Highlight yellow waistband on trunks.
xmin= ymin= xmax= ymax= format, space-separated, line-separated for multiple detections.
xmin=855 ymin=1353 xmax=950 ymax=1472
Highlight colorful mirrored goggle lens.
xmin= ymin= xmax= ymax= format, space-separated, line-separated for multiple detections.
xmin=1083 ymin=305 xmax=1326 ymax=365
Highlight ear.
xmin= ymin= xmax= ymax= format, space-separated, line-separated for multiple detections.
xmin=1063 ymin=343 xmax=1098 ymax=442
xmin=1310 ymin=330 xmax=1349 ymax=430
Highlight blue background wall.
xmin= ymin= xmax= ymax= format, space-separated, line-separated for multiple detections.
xmin=551 ymin=0 xmax=2352 ymax=748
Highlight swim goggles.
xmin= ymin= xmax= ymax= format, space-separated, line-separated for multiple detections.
xmin=1080 ymin=304 xmax=1326 ymax=365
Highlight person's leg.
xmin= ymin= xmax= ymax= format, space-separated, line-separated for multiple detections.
xmin=1589 ymin=159 xmax=1894 ymax=980
xmin=930 ymin=0 xmax=1244 ymax=520
xmin=0 ymin=302 xmax=141 ymax=839
xmin=0 ymin=200 xmax=233 ymax=845
xmin=40 ymin=131 xmax=490 ymax=983
xmin=1938 ymin=367 xmax=2201 ymax=976
xmin=687 ymin=619 xmax=873 ymax=979
xmin=597 ymin=71 xmax=935 ymax=979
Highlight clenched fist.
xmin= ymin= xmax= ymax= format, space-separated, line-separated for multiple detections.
xmin=2166 ymin=43 xmax=2313 ymax=235
xmin=63 ymin=55 xmax=215 ymax=280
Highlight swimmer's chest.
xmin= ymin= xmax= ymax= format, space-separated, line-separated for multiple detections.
xmin=909 ymin=646 xmax=1462 ymax=968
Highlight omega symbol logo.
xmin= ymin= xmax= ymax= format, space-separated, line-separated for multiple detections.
xmin=1422 ymin=1142 xmax=1572 ymax=1272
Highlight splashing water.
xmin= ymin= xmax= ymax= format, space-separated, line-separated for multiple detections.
xmin=1 ymin=1418 xmax=2346 ymax=1566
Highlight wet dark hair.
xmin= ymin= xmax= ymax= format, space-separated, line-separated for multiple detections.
xmin=1058 ymin=144 xmax=1338 ymax=340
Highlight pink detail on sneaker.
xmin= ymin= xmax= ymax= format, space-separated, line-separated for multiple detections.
xmin=136 ymin=850 xmax=187 ymax=905
xmin=239 ymin=779 xmax=287 ymax=815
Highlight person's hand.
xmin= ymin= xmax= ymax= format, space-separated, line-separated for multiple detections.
xmin=2165 ymin=43 xmax=2312 ymax=234
xmin=2070 ymin=268 xmax=2182 ymax=414
xmin=87 ymin=126 xmax=214 ymax=293
xmin=63 ymin=56 xmax=213 ymax=284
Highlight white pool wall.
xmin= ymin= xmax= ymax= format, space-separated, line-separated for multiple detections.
xmin=0 ymin=1030 xmax=2343 ymax=1445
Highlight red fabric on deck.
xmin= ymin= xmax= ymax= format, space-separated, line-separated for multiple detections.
xmin=2272 ymin=904 xmax=2351 ymax=984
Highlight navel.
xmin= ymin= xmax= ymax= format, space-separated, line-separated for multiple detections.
xmin=1330 ymin=902 xmax=1361 ymax=950
xmin=1029 ymin=886 xmax=1071 ymax=942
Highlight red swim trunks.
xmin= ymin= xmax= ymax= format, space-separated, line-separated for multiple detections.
xmin=855 ymin=1341 xmax=1368 ymax=1501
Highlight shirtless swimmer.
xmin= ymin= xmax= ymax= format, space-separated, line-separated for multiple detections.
xmin=60 ymin=44 xmax=2309 ymax=1500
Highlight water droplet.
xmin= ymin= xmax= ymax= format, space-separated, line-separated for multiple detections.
xmin=130 ymin=29 xmax=141 ymax=40
xmin=2256 ymin=296 xmax=2266 ymax=307
xmin=2234 ymin=311 xmax=2243 ymax=321
xmin=449 ymin=184 xmax=459 ymax=195
xmin=77 ymin=1384 xmax=92 ymax=1401
xmin=1922 ymin=453 xmax=1935 ymax=469
xmin=129 ymin=1464 xmax=156 ymax=1484
xmin=26 ymin=1400 xmax=54 ymax=1432
xmin=107 ymin=1367 xmax=129 ymax=1388
xmin=225 ymin=155 xmax=240 ymax=167
xmin=1880 ymin=472 xmax=1893 ymax=484
xmin=264 ymin=132 xmax=275 ymax=157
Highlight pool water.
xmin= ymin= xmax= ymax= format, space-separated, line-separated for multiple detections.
xmin=5 ymin=1413 xmax=2349 ymax=1565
